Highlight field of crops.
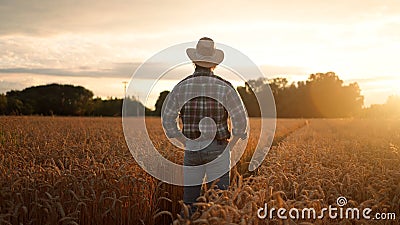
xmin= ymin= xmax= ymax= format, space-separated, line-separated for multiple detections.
xmin=0 ymin=117 xmax=399 ymax=224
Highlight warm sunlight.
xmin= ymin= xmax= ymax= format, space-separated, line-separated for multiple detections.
xmin=2 ymin=1 xmax=400 ymax=224
xmin=1 ymin=0 xmax=399 ymax=107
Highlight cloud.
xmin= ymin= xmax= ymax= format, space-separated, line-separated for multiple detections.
xmin=0 ymin=62 xmax=140 ymax=78
xmin=1 ymin=0 xmax=399 ymax=36
xmin=346 ymin=76 xmax=399 ymax=83
xmin=0 ymin=61 xmax=197 ymax=81
xmin=378 ymin=21 xmax=400 ymax=41
xmin=259 ymin=65 xmax=307 ymax=76
xmin=0 ymin=80 xmax=28 ymax=94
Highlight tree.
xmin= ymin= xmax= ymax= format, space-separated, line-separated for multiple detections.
xmin=123 ymin=97 xmax=148 ymax=116
xmin=6 ymin=84 xmax=94 ymax=116
xmin=237 ymin=82 xmax=261 ymax=117
xmin=0 ymin=94 xmax=7 ymax=114
xmin=90 ymin=97 xmax=122 ymax=116
xmin=236 ymin=72 xmax=364 ymax=118
xmin=154 ymin=91 xmax=170 ymax=116
xmin=361 ymin=95 xmax=400 ymax=119
xmin=306 ymin=72 xmax=363 ymax=117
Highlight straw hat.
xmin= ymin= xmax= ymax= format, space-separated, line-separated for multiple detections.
xmin=186 ymin=37 xmax=224 ymax=68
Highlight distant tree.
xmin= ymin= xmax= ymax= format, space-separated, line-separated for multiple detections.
xmin=1 ymin=84 xmax=153 ymax=116
xmin=5 ymin=95 xmax=24 ymax=115
xmin=6 ymin=83 xmax=93 ymax=116
xmin=88 ymin=96 xmax=149 ymax=117
xmin=269 ymin=77 xmax=288 ymax=95
xmin=123 ymin=97 xmax=149 ymax=116
xmin=306 ymin=72 xmax=363 ymax=117
xmin=363 ymin=95 xmax=400 ymax=119
xmin=90 ymin=97 xmax=122 ymax=116
xmin=237 ymin=72 xmax=364 ymax=118
xmin=154 ymin=91 xmax=170 ymax=116
xmin=237 ymin=82 xmax=261 ymax=117
xmin=0 ymin=94 xmax=7 ymax=114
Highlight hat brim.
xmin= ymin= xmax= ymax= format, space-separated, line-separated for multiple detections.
xmin=186 ymin=48 xmax=224 ymax=68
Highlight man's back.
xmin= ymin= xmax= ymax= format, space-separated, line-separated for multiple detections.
xmin=162 ymin=67 xmax=247 ymax=142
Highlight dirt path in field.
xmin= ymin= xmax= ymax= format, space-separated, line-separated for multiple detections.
xmin=272 ymin=120 xmax=309 ymax=146
xmin=238 ymin=119 xmax=309 ymax=177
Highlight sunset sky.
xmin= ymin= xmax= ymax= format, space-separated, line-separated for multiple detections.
xmin=0 ymin=0 xmax=399 ymax=108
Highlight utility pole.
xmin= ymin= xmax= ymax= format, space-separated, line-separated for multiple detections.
xmin=122 ymin=81 xmax=128 ymax=98
xmin=136 ymin=95 xmax=140 ymax=116
xmin=122 ymin=81 xmax=128 ymax=116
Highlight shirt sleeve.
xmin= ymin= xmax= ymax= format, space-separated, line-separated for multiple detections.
xmin=161 ymin=89 xmax=182 ymax=138
xmin=225 ymin=86 xmax=248 ymax=139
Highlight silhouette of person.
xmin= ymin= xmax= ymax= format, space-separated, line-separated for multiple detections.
xmin=162 ymin=37 xmax=247 ymax=217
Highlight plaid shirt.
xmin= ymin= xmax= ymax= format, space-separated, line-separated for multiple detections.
xmin=162 ymin=70 xmax=247 ymax=140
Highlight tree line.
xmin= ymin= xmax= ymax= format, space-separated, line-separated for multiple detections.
xmin=360 ymin=95 xmax=400 ymax=119
xmin=152 ymin=72 xmax=397 ymax=118
xmin=237 ymin=72 xmax=364 ymax=118
xmin=0 ymin=72 xmax=398 ymax=118
xmin=0 ymin=83 xmax=148 ymax=116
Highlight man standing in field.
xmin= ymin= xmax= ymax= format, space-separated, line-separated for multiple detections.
xmin=162 ymin=37 xmax=248 ymax=215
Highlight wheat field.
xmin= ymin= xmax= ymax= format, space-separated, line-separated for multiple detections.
xmin=0 ymin=117 xmax=399 ymax=225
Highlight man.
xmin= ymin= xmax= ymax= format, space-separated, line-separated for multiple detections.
xmin=162 ymin=37 xmax=247 ymax=215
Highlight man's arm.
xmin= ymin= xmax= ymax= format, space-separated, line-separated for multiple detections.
xmin=226 ymin=87 xmax=248 ymax=141
xmin=161 ymin=90 xmax=186 ymax=144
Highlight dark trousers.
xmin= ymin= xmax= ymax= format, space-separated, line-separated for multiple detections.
xmin=183 ymin=139 xmax=230 ymax=204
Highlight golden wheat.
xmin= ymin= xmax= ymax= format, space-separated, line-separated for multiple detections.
xmin=1 ymin=117 xmax=399 ymax=224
